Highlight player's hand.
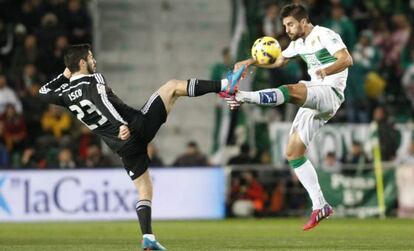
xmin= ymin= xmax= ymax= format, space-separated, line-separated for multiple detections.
xmin=118 ymin=125 xmax=130 ymax=140
xmin=233 ymin=58 xmax=256 ymax=72
xmin=224 ymin=95 xmax=241 ymax=110
xmin=63 ymin=68 xmax=72 ymax=79
xmin=316 ymin=68 xmax=327 ymax=80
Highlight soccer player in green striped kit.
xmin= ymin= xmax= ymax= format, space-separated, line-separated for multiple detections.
xmin=226 ymin=3 xmax=353 ymax=230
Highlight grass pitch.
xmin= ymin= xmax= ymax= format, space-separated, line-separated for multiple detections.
xmin=1 ymin=218 xmax=413 ymax=251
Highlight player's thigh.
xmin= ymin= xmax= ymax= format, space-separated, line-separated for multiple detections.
xmin=140 ymin=94 xmax=167 ymax=143
xmin=302 ymin=85 xmax=341 ymax=120
xmin=157 ymin=79 xmax=187 ymax=113
xmin=285 ymin=83 xmax=308 ymax=106
xmin=285 ymin=131 xmax=307 ymax=160
xmin=286 ymin=108 xmax=325 ymax=159
xmin=120 ymin=152 xmax=150 ymax=181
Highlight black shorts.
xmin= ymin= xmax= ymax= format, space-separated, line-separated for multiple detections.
xmin=119 ymin=92 xmax=167 ymax=180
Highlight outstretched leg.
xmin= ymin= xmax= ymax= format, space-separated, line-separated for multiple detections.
xmin=157 ymin=79 xmax=221 ymax=114
xmin=157 ymin=65 xmax=247 ymax=113
xmin=235 ymin=83 xmax=307 ymax=106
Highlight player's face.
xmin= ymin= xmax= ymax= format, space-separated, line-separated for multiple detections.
xmin=283 ymin=16 xmax=305 ymax=40
xmin=86 ymin=50 xmax=97 ymax=74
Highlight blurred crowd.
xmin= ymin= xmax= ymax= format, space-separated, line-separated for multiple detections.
xmin=0 ymin=0 xmax=94 ymax=168
xmin=227 ymin=169 xmax=308 ymax=217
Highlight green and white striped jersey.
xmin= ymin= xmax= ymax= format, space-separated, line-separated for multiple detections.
xmin=282 ymin=25 xmax=348 ymax=91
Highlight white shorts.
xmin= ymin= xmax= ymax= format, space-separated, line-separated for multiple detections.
xmin=289 ymin=81 xmax=344 ymax=147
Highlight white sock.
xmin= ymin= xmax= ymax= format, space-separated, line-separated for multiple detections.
xmin=294 ymin=159 xmax=327 ymax=210
xmin=220 ymin=79 xmax=229 ymax=91
xmin=143 ymin=234 xmax=156 ymax=241
xmin=235 ymin=88 xmax=286 ymax=106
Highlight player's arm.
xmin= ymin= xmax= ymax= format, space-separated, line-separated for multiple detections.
xmin=91 ymin=73 xmax=130 ymax=140
xmin=316 ymin=48 xmax=353 ymax=79
xmin=258 ymin=54 xmax=290 ymax=69
xmin=234 ymin=40 xmax=296 ymax=71
xmin=316 ymin=29 xmax=353 ymax=79
xmin=234 ymin=55 xmax=289 ymax=71
xmin=38 ymin=68 xmax=71 ymax=105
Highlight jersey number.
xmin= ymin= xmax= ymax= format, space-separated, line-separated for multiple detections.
xmin=69 ymin=100 xmax=108 ymax=130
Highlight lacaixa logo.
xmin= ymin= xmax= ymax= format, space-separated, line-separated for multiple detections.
xmin=0 ymin=176 xmax=11 ymax=215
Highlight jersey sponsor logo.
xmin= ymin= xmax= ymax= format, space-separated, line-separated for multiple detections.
xmin=61 ymin=81 xmax=90 ymax=93
xmin=303 ymin=54 xmax=321 ymax=68
xmin=57 ymin=83 xmax=70 ymax=91
xmin=259 ymin=91 xmax=277 ymax=104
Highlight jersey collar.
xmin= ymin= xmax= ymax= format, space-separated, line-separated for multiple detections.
xmin=70 ymin=74 xmax=93 ymax=82
xmin=304 ymin=25 xmax=319 ymax=42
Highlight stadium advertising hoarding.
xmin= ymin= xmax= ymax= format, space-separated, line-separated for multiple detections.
xmin=269 ymin=123 xmax=414 ymax=166
xmin=0 ymin=168 xmax=225 ymax=222
xmin=318 ymin=169 xmax=397 ymax=217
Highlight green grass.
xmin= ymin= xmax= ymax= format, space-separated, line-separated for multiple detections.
xmin=1 ymin=218 xmax=414 ymax=250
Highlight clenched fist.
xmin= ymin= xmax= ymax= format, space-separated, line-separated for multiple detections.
xmin=118 ymin=124 xmax=130 ymax=140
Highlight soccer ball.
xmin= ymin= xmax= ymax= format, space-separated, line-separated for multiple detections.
xmin=251 ymin=36 xmax=281 ymax=65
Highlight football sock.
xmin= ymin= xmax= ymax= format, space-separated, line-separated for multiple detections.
xmin=235 ymin=85 xmax=290 ymax=106
xmin=143 ymin=234 xmax=156 ymax=241
xmin=136 ymin=200 xmax=153 ymax=234
xmin=289 ymin=157 xmax=327 ymax=210
xmin=187 ymin=78 xmax=222 ymax=96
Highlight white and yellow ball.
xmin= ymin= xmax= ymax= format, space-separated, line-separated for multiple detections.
xmin=251 ymin=36 xmax=281 ymax=65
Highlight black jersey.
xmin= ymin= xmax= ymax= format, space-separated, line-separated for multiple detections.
xmin=39 ymin=73 xmax=143 ymax=152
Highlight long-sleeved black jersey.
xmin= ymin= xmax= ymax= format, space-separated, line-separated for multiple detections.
xmin=39 ymin=73 xmax=143 ymax=152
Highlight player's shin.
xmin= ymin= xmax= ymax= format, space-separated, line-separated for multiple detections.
xmin=186 ymin=78 xmax=222 ymax=96
xmin=235 ymin=85 xmax=290 ymax=106
xmin=289 ymin=156 xmax=327 ymax=210
xmin=136 ymin=200 xmax=153 ymax=235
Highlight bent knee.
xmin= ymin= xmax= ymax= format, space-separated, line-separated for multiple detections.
xmin=165 ymin=79 xmax=179 ymax=91
xmin=284 ymin=135 xmax=307 ymax=161
xmin=160 ymin=79 xmax=180 ymax=96
xmin=285 ymin=83 xmax=307 ymax=105
xmin=284 ymin=148 xmax=296 ymax=161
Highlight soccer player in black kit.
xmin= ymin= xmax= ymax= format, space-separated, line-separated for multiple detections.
xmin=38 ymin=44 xmax=246 ymax=250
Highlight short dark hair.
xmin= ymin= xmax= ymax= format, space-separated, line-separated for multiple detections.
xmin=352 ymin=140 xmax=361 ymax=146
xmin=240 ymin=144 xmax=250 ymax=154
xmin=187 ymin=141 xmax=198 ymax=148
xmin=221 ymin=47 xmax=230 ymax=56
xmin=280 ymin=4 xmax=309 ymax=22
xmin=326 ymin=151 xmax=336 ymax=158
xmin=64 ymin=44 xmax=91 ymax=73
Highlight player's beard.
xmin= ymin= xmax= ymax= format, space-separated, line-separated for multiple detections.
xmin=289 ymin=28 xmax=305 ymax=41
xmin=86 ymin=63 xmax=95 ymax=74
